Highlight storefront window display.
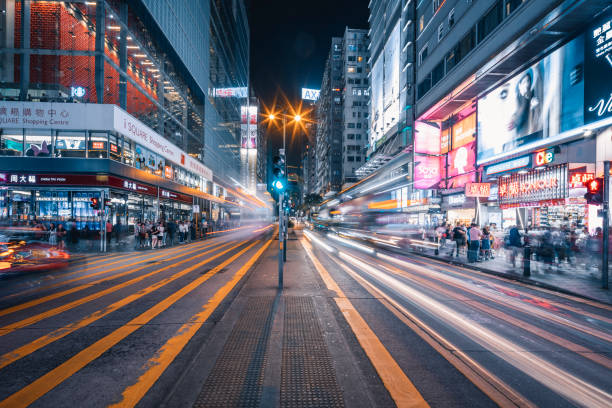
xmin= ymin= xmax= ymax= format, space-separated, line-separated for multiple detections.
xmin=0 ymin=130 xmax=24 ymax=156
xmin=25 ymin=130 xmax=53 ymax=158
xmin=89 ymin=132 xmax=109 ymax=159
xmin=55 ymin=130 xmax=86 ymax=158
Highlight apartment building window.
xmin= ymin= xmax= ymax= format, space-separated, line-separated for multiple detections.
xmin=357 ymin=67 xmax=363 ymax=73
xmin=356 ymin=123 xmax=362 ymax=129
xmin=477 ymin=1 xmax=503 ymax=43
xmin=448 ymin=9 xmax=455 ymax=28
xmin=431 ymin=61 xmax=444 ymax=86
xmin=419 ymin=15 xmax=425 ymax=33
xmin=356 ymin=134 xmax=361 ymax=140
xmin=347 ymin=134 xmax=355 ymax=139
xmin=419 ymin=44 xmax=429 ymax=65
xmin=363 ymin=89 xmax=369 ymax=96
xmin=356 ymin=156 xmax=361 ymax=162
xmin=506 ymin=0 xmax=524 ymax=16
xmin=354 ymin=79 xmax=361 ymax=84
xmin=347 ymin=123 xmax=355 ymax=128
xmin=348 ymin=56 xmax=356 ymax=62
xmin=459 ymin=28 xmax=476 ymax=58
xmin=347 ymin=66 xmax=356 ymax=73
xmin=433 ymin=0 xmax=443 ymax=13
xmin=348 ymin=156 xmax=354 ymax=162
xmin=357 ymin=56 xmax=363 ymax=62
xmin=438 ymin=23 xmax=444 ymax=41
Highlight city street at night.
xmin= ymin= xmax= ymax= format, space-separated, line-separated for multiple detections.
xmin=2 ymin=0 xmax=612 ymax=406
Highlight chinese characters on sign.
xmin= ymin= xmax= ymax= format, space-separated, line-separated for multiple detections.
xmin=0 ymin=173 xmax=37 ymax=184
xmin=465 ymin=183 xmax=491 ymax=197
xmin=569 ymin=172 xmax=594 ymax=188
xmin=498 ymin=164 xmax=568 ymax=208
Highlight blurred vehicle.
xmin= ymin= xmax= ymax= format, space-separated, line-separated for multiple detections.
xmin=0 ymin=228 xmax=70 ymax=274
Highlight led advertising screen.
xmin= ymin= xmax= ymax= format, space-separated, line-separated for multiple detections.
xmin=414 ymin=155 xmax=441 ymax=189
xmin=370 ymin=55 xmax=384 ymax=145
xmin=240 ymin=106 xmax=257 ymax=149
xmin=477 ymin=35 xmax=585 ymax=164
xmin=585 ymin=10 xmax=612 ymax=124
xmin=382 ymin=22 xmax=401 ymax=136
xmin=446 ymin=172 xmax=476 ymax=189
xmin=451 ymin=113 xmax=476 ymax=150
xmin=414 ymin=121 xmax=441 ymax=155
xmin=440 ymin=128 xmax=450 ymax=154
xmin=448 ymin=141 xmax=476 ymax=177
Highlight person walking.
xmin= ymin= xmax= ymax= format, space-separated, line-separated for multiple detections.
xmin=507 ymin=225 xmax=522 ymax=268
xmin=56 ymin=224 xmax=67 ymax=250
xmin=151 ymin=222 xmax=160 ymax=249
xmin=481 ymin=227 xmax=491 ymax=260
xmin=158 ymin=221 xmax=165 ymax=248
xmin=105 ymin=220 xmax=113 ymax=247
xmin=468 ymin=223 xmax=482 ymax=262
xmin=453 ymin=223 xmax=466 ymax=257
xmin=167 ymin=219 xmax=176 ymax=247
xmin=48 ymin=223 xmax=57 ymax=247
xmin=202 ymin=219 xmax=208 ymax=239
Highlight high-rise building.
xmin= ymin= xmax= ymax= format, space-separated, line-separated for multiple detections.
xmin=315 ymin=28 xmax=368 ymax=195
xmin=334 ymin=0 xmax=610 ymax=234
xmin=0 ymin=0 xmax=256 ymax=240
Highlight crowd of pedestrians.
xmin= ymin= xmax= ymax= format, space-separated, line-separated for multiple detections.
xmin=435 ymin=221 xmax=608 ymax=272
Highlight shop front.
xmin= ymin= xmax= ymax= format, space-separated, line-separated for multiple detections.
xmin=442 ymin=193 xmax=475 ymax=226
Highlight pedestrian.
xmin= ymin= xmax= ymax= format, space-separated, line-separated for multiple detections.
xmin=106 ymin=220 xmax=113 ymax=246
xmin=56 ymin=224 xmax=67 ymax=250
xmin=452 ymin=223 xmax=466 ymax=257
xmin=507 ymin=225 xmax=522 ymax=268
xmin=167 ymin=219 xmax=176 ymax=247
xmin=48 ymin=223 xmax=57 ymax=247
xmin=151 ymin=222 xmax=159 ymax=248
xmin=202 ymin=218 xmax=208 ymax=239
xmin=158 ymin=221 xmax=165 ymax=248
xmin=468 ymin=223 xmax=482 ymax=262
xmin=115 ymin=220 xmax=122 ymax=243
xmin=178 ymin=221 xmax=185 ymax=243
xmin=481 ymin=227 xmax=491 ymax=260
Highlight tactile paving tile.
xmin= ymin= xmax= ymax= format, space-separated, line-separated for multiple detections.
xmin=193 ymin=296 xmax=275 ymax=408
xmin=281 ymin=296 xmax=345 ymax=408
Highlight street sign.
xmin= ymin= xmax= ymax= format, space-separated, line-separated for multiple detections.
xmin=193 ymin=204 xmax=200 ymax=213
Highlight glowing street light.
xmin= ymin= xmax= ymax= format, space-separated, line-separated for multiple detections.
xmin=294 ymin=114 xmax=301 ymax=122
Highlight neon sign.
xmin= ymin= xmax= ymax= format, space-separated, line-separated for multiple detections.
xmin=569 ymin=172 xmax=594 ymax=188
xmin=534 ymin=149 xmax=554 ymax=166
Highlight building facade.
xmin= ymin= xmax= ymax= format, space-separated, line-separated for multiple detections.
xmin=315 ymin=28 xmax=369 ymax=195
xmin=329 ymin=0 xmax=611 ymax=234
xmin=0 ymin=0 xmax=260 ymax=244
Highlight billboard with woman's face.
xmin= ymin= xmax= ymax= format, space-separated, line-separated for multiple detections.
xmin=477 ymin=34 xmax=585 ymax=164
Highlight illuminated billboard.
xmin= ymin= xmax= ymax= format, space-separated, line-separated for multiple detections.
xmin=370 ymin=21 xmax=401 ymax=149
xmin=212 ymin=87 xmax=248 ymax=98
xmin=302 ymin=88 xmax=320 ymax=101
xmin=477 ymin=34 xmax=585 ymax=164
xmin=451 ymin=113 xmax=475 ymax=150
xmin=585 ymin=10 xmax=612 ymax=124
xmin=240 ymin=106 xmax=257 ymax=149
xmin=414 ymin=121 xmax=441 ymax=155
xmin=448 ymin=141 xmax=476 ymax=177
xmin=414 ymin=155 xmax=441 ymax=189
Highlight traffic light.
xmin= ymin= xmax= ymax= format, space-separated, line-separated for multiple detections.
xmin=90 ymin=197 xmax=100 ymax=209
xmin=584 ymin=177 xmax=604 ymax=204
xmin=272 ymin=151 xmax=286 ymax=192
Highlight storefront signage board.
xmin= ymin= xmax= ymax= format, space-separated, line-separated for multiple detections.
xmin=414 ymin=121 xmax=441 ymax=155
xmin=484 ymin=155 xmax=531 ymax=177
xmin=451 ymin=113 xmax=476 ymax=150
xmin=534 ymin=149 xmax=554 ymax=166
xmin=414 ymin=155 xmax=441 ymax=189
xmin=160 ymin=189 xmax=192 ymax=204
xmin=498 ymin=164 xmax=568 ymax=206
xmin=465 ymin=183 xmax=491 ymax=197
xmin=569 ymin=172 xmax=594 ymax=188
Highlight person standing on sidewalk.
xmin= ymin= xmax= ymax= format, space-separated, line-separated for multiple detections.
xmin=507 ymin=225 xmax=523 ymax=268
xmin=202 ymin=219 xmax=208 ymax=239
xmin=167 ymin=219 xmax=176 ymax=247
xmin=105 ymin=220 xmax=113 ymax=247
xmin=453 ymin=223 xmax=466 ymax=257
xmin=468 ymin=223 xmax=482 ymax=263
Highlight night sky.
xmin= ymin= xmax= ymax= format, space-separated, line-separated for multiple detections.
xmin=246 ymin=0 xmax=369 ymax=167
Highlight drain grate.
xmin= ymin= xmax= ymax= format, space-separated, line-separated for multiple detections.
xmin=281 ymin=296 xmax=344 ymax=408
xmin=193 ymin=296 xmax=275 ymax=408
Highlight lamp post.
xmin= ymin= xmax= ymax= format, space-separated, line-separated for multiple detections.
xmin=268 ymin=112 xmax=302 ymax=283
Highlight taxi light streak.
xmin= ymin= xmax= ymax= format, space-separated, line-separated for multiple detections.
xmin=338 ymin=253 xmax=612 ymax=408
xmin=327 ymin=233 xmax=375 ymax=254
xmin=304 ymin=230 xmax=335 ymax=253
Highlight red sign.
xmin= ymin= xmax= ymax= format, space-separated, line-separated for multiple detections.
xmin=91 ymin=141 xmax=105 ymax=150
xmin=499 ymin=177 xmax=559 ymax=198
xmin=108 ymin=176 xmax=158 ymax=196
xmin=110 ymin=143 xmax=118 ymax=153
xmin=569 ymin=172 xmax=594 ymax=188
xmin=160 ymin=189 xmax=192 ymax=203
xmin=465 ymin=183 xmax=491 ymax=197
xmin=164 ymin=165 xmax=174 ymax=180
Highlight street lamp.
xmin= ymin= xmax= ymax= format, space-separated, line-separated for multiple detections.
xmin=267 ymin=111 xmax=305 ymax=285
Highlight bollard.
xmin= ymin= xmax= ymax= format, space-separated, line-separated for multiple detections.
xmin=523 ymin=245 xmax=531 ymax=277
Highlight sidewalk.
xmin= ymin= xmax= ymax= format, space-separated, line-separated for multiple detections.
xmin=163 ymin=231 xmax=391 ymax=408
xmin=403 ymin=240 xmax=612 ymax=305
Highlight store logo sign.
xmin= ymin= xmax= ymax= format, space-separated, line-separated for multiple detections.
xmin=534 ymin=149 xmax=554 ymax=166
xmin=71 ymin=86 xmax=86 ymax=98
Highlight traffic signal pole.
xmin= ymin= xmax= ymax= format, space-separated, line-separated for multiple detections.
xmin=602 ymin=161 xmax=609 ymax=289
xmin=283 ymin=117 xmax=287 ymax=262
xmin=278 ymin=191 xmax=284 ymax=289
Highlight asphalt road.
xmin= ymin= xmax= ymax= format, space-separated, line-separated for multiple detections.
xmin=0 ymin=225 xmax=274 ymax=408
xmin=301 ymin=229 xmax=612 ymax=408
